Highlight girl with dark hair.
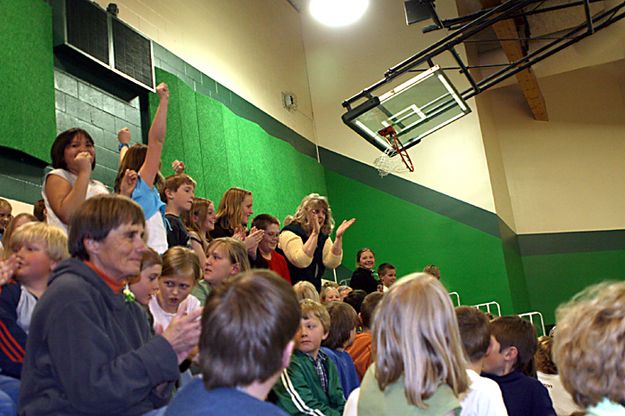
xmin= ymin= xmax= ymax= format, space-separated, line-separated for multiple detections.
xmin=43 ymin=128 xmax=109 ymax=233
xmin=349 ymin=248 xmax=378 ymax=294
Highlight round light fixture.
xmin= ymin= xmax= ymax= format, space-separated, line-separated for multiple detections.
xmin=309 ymin=0 xmax=370 ymax=27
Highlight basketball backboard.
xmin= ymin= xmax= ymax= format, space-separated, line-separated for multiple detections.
xmin=342 ymin=65 xmax=471 ymax=156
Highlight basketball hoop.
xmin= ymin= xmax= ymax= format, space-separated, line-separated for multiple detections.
xmin=373 ymin=126 xmax=415 ymax=177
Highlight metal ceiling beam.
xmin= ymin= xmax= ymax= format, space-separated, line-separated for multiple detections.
xmin=343 ymin=0 xmax=625 ymax=112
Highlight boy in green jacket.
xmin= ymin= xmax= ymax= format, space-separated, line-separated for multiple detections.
xmin=273 ymin=299 xmax=345 ymax=416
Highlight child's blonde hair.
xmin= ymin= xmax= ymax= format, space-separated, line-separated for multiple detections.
xmin=206 ymin=237 xmax=250 ymax=273
xmin=553 ymin=281 xmax=625 ymax=408
xmin=320 ymin=286 xmax=339 ymax=303
xmin=161 ymin=246 xmax=201 ymax=282
xmin=300 ymin=299 xmax=330 ymax=333
xmin=10 ymin=222 xmax=68 ymax=263
xmin=293 ymin=281 xmax=320 ymax=303
xmin=372 ymin=273 xmax=468 ymax=408
xmin=2 ymin=213 xmax=37 ymax=257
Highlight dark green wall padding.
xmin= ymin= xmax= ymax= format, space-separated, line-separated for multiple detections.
xmin=0 ymin=0 xmax=56 ymax=163
xmin=523 ymin=250 xmax=625 ymax=324
xmin=324 ymin=169 xmax=522 ymax=315
xmin=149 ymin=69 xmax=327 ymax=222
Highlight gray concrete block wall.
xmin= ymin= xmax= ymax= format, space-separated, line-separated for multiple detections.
xmin=53 ymin=69 xmax=143 ymax=190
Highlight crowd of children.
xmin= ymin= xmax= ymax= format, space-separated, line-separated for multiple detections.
xmin=0 ymin=80 xmax=620 ymax=416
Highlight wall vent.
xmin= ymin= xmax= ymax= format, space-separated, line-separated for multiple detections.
xmin=50 ymin=0 xmax=155 ymax=96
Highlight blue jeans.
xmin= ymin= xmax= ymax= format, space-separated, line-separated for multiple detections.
xmin=0 ymin=375 xmax=19 ymax=416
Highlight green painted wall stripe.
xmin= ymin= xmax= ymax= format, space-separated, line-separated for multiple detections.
xmin=518 ymin=230 xmax=625 ymax=256
xmin=319 ymin=148 xmax=500 ymax=237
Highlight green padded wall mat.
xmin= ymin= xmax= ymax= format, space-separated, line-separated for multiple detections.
xmin=150 ymin=68 xmax=327 ymax=222
xmin=0 ymin=0 xmax=56 ymax=162
xmin=523 ymin=249 xmax=625 ymax=324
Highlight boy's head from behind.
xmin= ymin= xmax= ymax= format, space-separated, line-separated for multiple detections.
xmin=200 ymin=270 xmax=300 ymax=390
xmin=343 ymin=289 xmax=367 ymax=314
xmin=323 ymin=302 xmax=358 ymax=350
xmin=483 ymin=315 xmax=537 ymax=376
xmin=162 ymin=174 xmax=196 ymax=214
xmin=299 ymin=299 xmax=330 ymax=358
xmin=10 ymin=222 xmax=68 ymax=281
xmin=553 ymin=281 xmax=625 ymax=409
xmin=360 ymin=291 xmax=384 ymax=329
xmin=455 ymin=306 xmax=491 ymax=363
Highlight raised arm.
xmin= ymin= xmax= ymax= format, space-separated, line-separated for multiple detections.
xmin=331 ymin=218 xmax=355 ymax=256
xmin=139 ymin=83 xmax=169 ymax=188
xmin=117 ymin=128 xmax=131 ymax=163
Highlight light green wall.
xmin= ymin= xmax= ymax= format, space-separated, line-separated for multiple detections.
xmin=150 ymin=69 xmax=327 ymax=223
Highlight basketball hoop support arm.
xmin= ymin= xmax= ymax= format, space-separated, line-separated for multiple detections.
xmin=342 ymin=0 xmax=625 ymax=111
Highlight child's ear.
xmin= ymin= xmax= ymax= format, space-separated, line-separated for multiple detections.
xmin=230 ymin=263 xmax=240 ymax=276
xmin=503 ymin=346 xmax=518 ymax=363
xmin=322 ymin=331 xmax=329 ymax=341
xmin=49 ymin=260 xmax=60 ymax=272
xmin=281 ymin=340 xmax=295 ymax=369
xmin=164 ymin=188 xmax=174 ymax=201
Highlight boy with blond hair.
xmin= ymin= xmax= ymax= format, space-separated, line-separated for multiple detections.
xmin=273 ymin=299 xmax=345 ymax=416
xmin=0 ymin=222 xmax=68 ymax=416
xmin=161 ymin=173 xmax=196 ymax=248
xmin=0 ymin=222 xmax=68 ymax=379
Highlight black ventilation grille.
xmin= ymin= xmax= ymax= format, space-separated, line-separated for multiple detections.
xmin=66 ymin=0 xmax=109 ymax=64
xmin=112 ymin=19 xmax=154 ymax=88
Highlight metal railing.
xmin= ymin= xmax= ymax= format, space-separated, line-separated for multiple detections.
xmin=519 ymin=311 xmax=547 ymax=337
xmin=473 ymin=301 xmax=502 ymax=317
xmin=449 ymin=291 xmax=461 ymax=307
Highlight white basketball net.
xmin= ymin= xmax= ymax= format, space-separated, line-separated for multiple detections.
xmin=373 ymin=148 xmax=409 ymax=177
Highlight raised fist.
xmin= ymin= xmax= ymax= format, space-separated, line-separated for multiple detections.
xmin=156 ymin=82 xmax=169 ymax=100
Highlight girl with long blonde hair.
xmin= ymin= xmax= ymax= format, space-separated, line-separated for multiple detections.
xmin=346 ymin=273 xmax=469 ymax=415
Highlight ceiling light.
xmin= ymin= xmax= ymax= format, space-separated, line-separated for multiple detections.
xmin=309 ymin=0 xmax=369 ymax=27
